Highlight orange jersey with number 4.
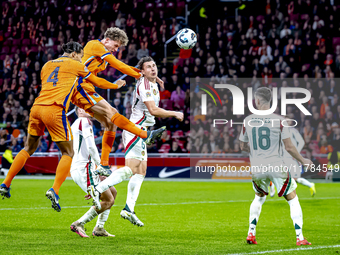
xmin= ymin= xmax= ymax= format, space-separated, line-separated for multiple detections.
xmin=34 ymin=56 xmax=91 ymax=112
xmin=82 ymin=39 xmax=142 ymax=80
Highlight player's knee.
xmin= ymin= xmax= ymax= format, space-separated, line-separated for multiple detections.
xmin=62 ymin=149 xmax=74 ymax=158
xmin=24 ymin=146 xmax=35 ymax=156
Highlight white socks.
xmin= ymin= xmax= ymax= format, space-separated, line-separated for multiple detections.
xmin=96 ymin=209 xmax=110 ymax=228
xmin=287 ymin=195 xmax=304 ymax=241
xmin=126 ymin=174 xmax=145 ymax=212
xmin=248 ymin=195 xmax=266 ymax=235
xmin=78 ymin=206 xmax=98 ymax=225
xmin=296 ymin=178 xmax=313 ymax=188
xmin=96 ymin=166 xmax=133 ymax=193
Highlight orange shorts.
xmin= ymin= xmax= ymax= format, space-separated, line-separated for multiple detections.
xmin=71 ymin=78 xmax=103 ymax=116
xmin=28 ymin=104 xmax=73 ymax=142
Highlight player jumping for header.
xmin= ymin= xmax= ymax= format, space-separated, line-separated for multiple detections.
xmin=87 ymin=57 xmax=183 ymax=222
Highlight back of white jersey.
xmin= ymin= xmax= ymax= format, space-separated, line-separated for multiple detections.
xmin=239 ymin=114 xmax=290 ymax=167
xmin=71 ymin=117 xmax=94 ymax=170
xmin=130 ymin=77 xmax=160 ymax=127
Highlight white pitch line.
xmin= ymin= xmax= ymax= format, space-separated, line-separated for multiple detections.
xmin=0 ymin=197 xmax=339 ymax=211
xmin=228 ymin=244 xmax=340 ymax=255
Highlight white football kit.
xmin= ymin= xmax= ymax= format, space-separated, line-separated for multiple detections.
xmin=239 ymin=114 xmax=297 ymax=197
xmin=282 ymin=128 xmax=305 ymax=178
xmin=123 ymin=77 xmax=160 ymax=161
xmin=70 ymin=117 xmax=101 ymax=193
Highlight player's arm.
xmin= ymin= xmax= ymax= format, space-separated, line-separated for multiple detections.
xmin=144 ymin=101 xmax=183 ymax=121
xmin=81 ymin=119 xmax=101 ymax=166
xmin=239 ymin=126 xmax=250 ymax=152
xmin=294 ymin=130 xmax=305 ymax=152
xmin=76 ymin=61 xmax=125 ymax=89
xmin=85 ymin=73 xmax=126 ymax=89
xmin=103 ymin=54 xmax=142 ymax=79
xmin=283 ymin=138 xmax=312 ymax=166
xmin=240 ymin=141 xmax=250 ymax=153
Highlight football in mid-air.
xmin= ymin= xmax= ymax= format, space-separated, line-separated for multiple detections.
xmin=176 ymin=28 xmax=197 ymax=49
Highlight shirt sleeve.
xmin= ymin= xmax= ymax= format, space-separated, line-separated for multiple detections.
xmin=91 ymin=41 xmax=112 ymax=60
xmin=75 ymin=61 xmax=92 ymax=79
xmin=103 ymin=54 xmax=142 ymax=79
xmin=81 ymin=118 xmax=94 ymax=139
xmin=281 ymin=124 xmax=291 ymax=140
xmin=138 ymin=78 xmax=154 ymax=102
xmin=239 ymin=126 xmax=249 ymax=142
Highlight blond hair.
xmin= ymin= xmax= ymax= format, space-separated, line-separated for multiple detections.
xmin=104 ymin=27 xmax=129 ymax=46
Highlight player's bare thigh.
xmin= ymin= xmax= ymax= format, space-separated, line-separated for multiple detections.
xmin=90 ymin=99 xmax=117 ymax=131
xmin=284 ymin=189 xmax=297 ymax=201
xmin=24 ymin=134 xmax=41 ymax=155
xmin=126 ymin=158 xmax=147 ymax=175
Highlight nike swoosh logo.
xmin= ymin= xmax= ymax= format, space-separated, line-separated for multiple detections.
xmin=158 ymin=167 xmax=190 ymax=178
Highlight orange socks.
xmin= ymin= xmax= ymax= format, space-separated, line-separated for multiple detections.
xmin=101 ymin=131 xmax=116 ymax=166
xmin=110 ymin=113 xmax=147 ymax=138
xmin=52 ymin=155 xmax=72 ymax=195
xmin=3 ymin=149 xmax=30 ymax=187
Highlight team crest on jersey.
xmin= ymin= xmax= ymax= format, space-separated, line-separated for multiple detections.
xmin=141 ymin=151 xmax=145 ymax=156
xmin=146 ymin=92 xmax=151 ymax=97
xmin=153 ymin=89 xmax=157 ymax=95
xmin=93 ymin=93 xmax=100 ymax=98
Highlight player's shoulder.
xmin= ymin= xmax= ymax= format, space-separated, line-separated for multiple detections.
xmin=140 ymin=77 xmax=152 ymax=91
xmin=87 ymin=39 xmax=109 ymax=52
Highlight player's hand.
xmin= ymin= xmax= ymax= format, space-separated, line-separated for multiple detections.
xmin=116 ymin=79 xmax=126 ymax=89
xmin=302 ymin=158 xmax=313 ymax=170
xmin=175 ymin=112 xmax=184 ymax=122
xmin=156 ymin=76 xmax=164 ymax=89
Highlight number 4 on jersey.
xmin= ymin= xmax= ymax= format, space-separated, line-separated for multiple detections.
xmin=47 ymin=67 xmax=60 ymax=86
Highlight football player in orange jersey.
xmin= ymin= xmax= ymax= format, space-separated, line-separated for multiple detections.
xmin=71 ymin=27 xmax=166 ymax=168
xmin=0 ymin=42 xmax=125 ymax=212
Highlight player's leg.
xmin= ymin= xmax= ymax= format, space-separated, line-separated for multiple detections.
xmin=291 ymin=163 xmax=315 ymax=196
xmin=101 ymin=123 xmax=117 ymax=166
xmin=269 ymin=181 xmax=275 ymax=197
xmin=284 ymin=190 xmax=311 ymax=245
xmin=247 ymin=177 xmax=269 ymax=244
xmin=0 ymin=134 xmax=41 ymax=198
xmin=93 ymin=185 xmax=117 ymax=237
xmin=295 ymin=178 xmax=316 ymax=196
xmin=45 ymin=140 xmax=74 ymax=212
xmin=247 ymin=192 xmax=266 ymax=244
xmin=90 ymin=99 xmax=147 ymax=138
xmin=120 ymin=159 xmax=145 ymax=227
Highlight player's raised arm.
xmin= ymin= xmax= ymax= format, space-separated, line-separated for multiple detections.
xmin=85 ymin=73 xmax=126 ymax=90
xmin=104 ymin=54 xmax=142 ymax=79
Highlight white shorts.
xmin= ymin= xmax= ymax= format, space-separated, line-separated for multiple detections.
xmin=284 ymin=157 xmax=301 ymax=178
xmin=70 ymin=162 xmax=100 ymax=193
xmin=252 ymin=171 xmax=297 ymax=197
xmin=123 ymin=127 xmax=147 ymax=161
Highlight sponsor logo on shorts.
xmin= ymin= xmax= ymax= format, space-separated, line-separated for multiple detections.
xmin=153 ymin=89 xmax=157 ymax=95
xmin=146 ymin=92 xmax=151 ymax=97
xmin=93 ymin=93 xmax=100 ymax=98
xmin=141 ymin=151 xmax=145 ymax=156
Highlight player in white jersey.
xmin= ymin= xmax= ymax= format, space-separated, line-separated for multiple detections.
xmin=239 ymin=87 xmax=312 ymax=246
xmin=87 ymin=57 xmax=184 ymax=226
xmin=69 ymin=107 xmax=116 ymax=238
xmin=270 ymin=116 xmax=316 ymax=197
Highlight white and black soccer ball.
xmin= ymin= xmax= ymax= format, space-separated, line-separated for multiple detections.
xmin=176 ymin=28 xmax=197 ymax=49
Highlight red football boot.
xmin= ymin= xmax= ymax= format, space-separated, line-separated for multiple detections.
xmin=246 ymin=233 xmax=257 ymax=244
xmin=296 ymin=238 xmax=311 ymax=246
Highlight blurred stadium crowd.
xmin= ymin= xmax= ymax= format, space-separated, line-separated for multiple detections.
xmin=0 ymin=0 xmax=340 ymax=156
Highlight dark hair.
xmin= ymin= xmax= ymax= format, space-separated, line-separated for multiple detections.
xmin=61 ymin=42 xmax=83 ymax=54
xmin=137 ymin=56 xmax=155 ymax=70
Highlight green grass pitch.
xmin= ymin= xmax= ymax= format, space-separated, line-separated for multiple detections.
xmin=0 ymin=179 xmax=339 ymax=254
